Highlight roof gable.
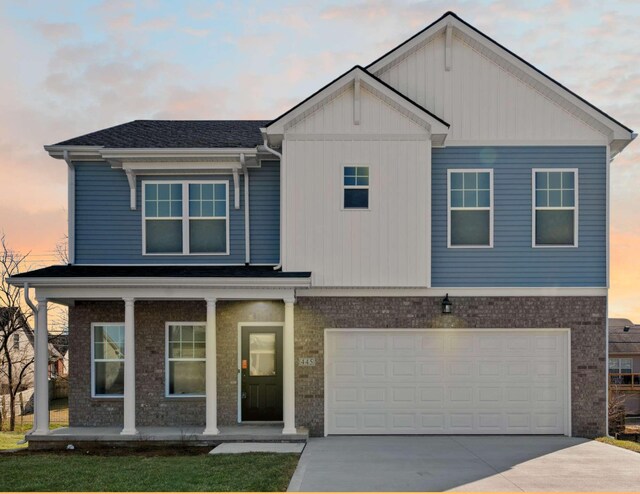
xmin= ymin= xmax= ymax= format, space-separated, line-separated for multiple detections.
xmin=367 ymin=12 xmax=634 ymax=154
xmin=265 ymin=66 xmax=450 ymax=142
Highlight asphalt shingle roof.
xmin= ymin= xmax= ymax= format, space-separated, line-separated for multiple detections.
xmin=609 ymin=318 xmax=640 ymax=354
xmin=52 ymin=120 xmax=270 ymax=148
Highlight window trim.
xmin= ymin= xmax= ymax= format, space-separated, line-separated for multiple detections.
xmin=165 ymin=321 xmax=207 ymax=398
xmin=447 ymin=168 xmax=494 ymax=249
xmin=142 ymin=180 xmax=230 ymax=256
xmin=531 ymin=168 xmax=579 ymax=248
xmin=341 ymin=164 xmax=371 ymax=211
xmin=91 ymin=322 xmax=125 ymax=399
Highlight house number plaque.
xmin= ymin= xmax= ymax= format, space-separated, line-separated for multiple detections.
xmin=298 ymin=357 xmax=316 ymax=367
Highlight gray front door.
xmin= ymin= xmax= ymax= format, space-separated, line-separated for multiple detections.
xmin=241 ymin=326 xmax=283 ymax=421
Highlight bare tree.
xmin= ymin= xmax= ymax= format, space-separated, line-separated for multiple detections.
xmin=608 ymin=385 xmax=626 ymax=436
xmin=0 ymin=234 xmax=33 ymax=431
xmin=54 ymin=234 xmax=69 ymax=265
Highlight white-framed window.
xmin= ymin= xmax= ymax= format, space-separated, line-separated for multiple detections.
xmin=91 ymin=323 xmax=125 ymax=398
xmin=143 ymin=181 xmax=229 ymax=255
xmin=12 ymin=333 xmax=20 ymax=350
xmin=166 ymin=323 xmax=206 ymax=397
xmin=609 ymin=357 xmax=633 ymax=374
xmin=532 ymin=169 xmax=578 ymax=247
xmin=447 ymin=169 xmax=493 ymax=248
xmin=343 ymin=165 xmax=369 ymax=209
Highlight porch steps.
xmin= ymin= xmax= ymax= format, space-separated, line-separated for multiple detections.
xmin=209 ymin=442 xmax=305 ymax=454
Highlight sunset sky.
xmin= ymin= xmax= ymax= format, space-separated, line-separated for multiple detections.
xmin=0 ymin=0 xmax=638 ymax=319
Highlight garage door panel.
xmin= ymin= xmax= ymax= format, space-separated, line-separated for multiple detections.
xmin=326 ymin=329 xmax=569 ymax=435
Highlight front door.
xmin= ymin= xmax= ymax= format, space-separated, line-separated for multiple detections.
xmin=241 ymin=325 xmax=283 ymax=421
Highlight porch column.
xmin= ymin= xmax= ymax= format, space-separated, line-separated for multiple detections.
xmin=121 ymin=298 xmax=137 ymax=435
xmin=282 ymin=297 xmax=296 ymax=434
xmin=203 ymin=297 xmax=219 ymax=435
xmin=33 ymin=297 xmax=49 ymax=435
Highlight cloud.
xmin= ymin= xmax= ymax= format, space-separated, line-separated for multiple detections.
xmin=33 ymin=22 xmax=81 ymax=41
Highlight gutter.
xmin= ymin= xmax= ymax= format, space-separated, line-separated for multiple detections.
xmin=260 ymin=131 xmax=283 ymax=270
xmin=63 ymin=150 xmax=75 ymax=264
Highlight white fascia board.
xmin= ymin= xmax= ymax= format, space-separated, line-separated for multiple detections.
xmin=32 ymin=286 xmax=298 ymax=302
xmin=265 ymin=67 xmax=449 ymax=137
xmin=44 ymin=145 xmax=260 ymax=161
xmin=297 ymin=287 xmax=607 ymax=297
xmin=99 ymin=148 xmax=258 ymax=159
xmin=367 ymin=14 xmax=633 ymax=145
xmin=7 ymin=276 xmax=311 ymax=289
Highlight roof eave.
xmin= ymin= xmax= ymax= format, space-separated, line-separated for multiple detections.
xmin=7 ymin=275 xmax=312 ymax=289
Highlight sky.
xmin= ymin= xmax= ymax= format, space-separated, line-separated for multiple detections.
xmin=0 ymin=0 xmax=638 ymax=319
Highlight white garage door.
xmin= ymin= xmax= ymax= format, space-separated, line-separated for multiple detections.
xmin=325 ymin=329 xmax=570 ymax=435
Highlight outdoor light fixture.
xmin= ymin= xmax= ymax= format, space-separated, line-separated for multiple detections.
xmin=624 ymin=326 xmax=630 ymax=332
xmin=442 ymin=293 xmax=452 ymax=314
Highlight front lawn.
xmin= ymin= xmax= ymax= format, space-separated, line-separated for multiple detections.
xmin=0 ymin=431 xmax=27 ymax=451
xmin=596 ymin=436 xmax=640 ymax=454
xmin=0 ymin=450 xmax=299 ymax=491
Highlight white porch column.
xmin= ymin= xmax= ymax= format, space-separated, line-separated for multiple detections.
xmin=203 ymin=297 xmax=219 ymax=435
xmin=33 ymin=297 xmax=49 ymax=435
xmin=121 ymin=298 xmax=137 ymax=435
xmin=282 ymin=297 xmax=296 ymax=434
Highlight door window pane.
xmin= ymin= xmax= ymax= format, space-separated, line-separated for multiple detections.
xmin=249 ymin=333 xmax=276 ymax=376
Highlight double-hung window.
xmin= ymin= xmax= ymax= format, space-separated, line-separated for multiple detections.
xmin=166 ymin=323 xmax=206 ymax=397
xmin=448 ymin=170 xmax=493 ymax=247
xmin=92 ymin=323 xmax=125 ymax=397
xmin=343 ymin=166 xmax=369 ymax=209
xmin=143 ymin=181 xmax=228 ymax=255
xmin=533 ymin=169 xmax=578 ymax=247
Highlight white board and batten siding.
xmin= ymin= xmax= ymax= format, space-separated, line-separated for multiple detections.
xmin=325 ymin=328 xmax=571 ymax=435
xmin=282 ymin=86 xmax=431 ymax=287
xmin=375 ymin=33 xmax=608 ymax=144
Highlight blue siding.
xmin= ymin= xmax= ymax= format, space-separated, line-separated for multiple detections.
xmin=74 ymin=162 xmax=249 ymax=264
xmin=432 ymin=146 xmax=606 ymax=287
xmin=249 ymin=160 xmax=280 ymax=264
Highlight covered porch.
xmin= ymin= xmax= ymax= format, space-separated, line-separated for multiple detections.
xmin=7 ymin=265 xmax=311 ymax=446
xmin=26 ymin=424 xmax=308 ymax=449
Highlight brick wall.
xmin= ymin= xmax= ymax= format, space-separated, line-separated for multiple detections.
xmin=68 ymin=300 xmax=283 ymax=427
xmin=69 ymin=296 xmax=606 ymax=438
xmin=294 ymin=296 xmax=607 ymax=438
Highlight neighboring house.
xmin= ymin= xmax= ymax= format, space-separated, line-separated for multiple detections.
xmin=0 ymin=307 xmax=66 ymax=416
xmin=609 ymin=318 xmax=640 ymax=416
xmin=8 ymin=12 xmax=635 ymax=443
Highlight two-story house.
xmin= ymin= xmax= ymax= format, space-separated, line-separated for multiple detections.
xmin=9 ymin=12 xmax=635 ymax=446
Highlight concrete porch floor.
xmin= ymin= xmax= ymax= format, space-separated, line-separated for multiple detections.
xmin=27 ymin=424 xmax=308 ymax=449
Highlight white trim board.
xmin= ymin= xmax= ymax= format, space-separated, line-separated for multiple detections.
xmin=297 ymin=287 xmax=607 ymax=297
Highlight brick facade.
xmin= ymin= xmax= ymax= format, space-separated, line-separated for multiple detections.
xmin=69 ymin=296 xmax=606 ymax=438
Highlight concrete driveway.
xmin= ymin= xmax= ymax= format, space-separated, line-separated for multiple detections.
xmin=288 ymin=436 xmax=640 ymax=492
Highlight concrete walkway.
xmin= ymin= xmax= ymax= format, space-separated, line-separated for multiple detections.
xmin=288 ymin=436 xmax=640 ymax=492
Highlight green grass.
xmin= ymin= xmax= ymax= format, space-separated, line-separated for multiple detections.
xmin=0 ymin=431 xmax=27 ymax=451
xmin=0 ymin=451 xmax=300 ymax=491
xmin=596 ymin=436 xmax=640 ymax=453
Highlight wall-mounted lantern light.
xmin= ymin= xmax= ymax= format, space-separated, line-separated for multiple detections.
xmin=624 ymin=326 xmax=630 ymax=332
xmin=442 ymin=293 xmax=452 ymax=314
